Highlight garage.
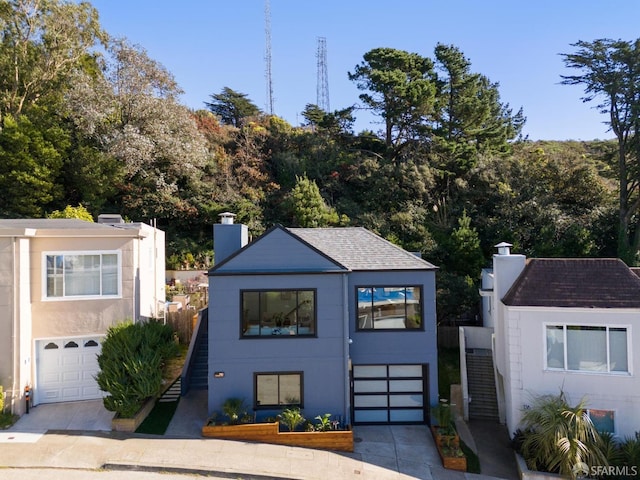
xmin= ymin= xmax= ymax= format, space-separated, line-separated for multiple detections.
xmin=36 ymin=336 xmax=104 ymax=404
xmin=351 ymin=364 xmax=428 ymax=424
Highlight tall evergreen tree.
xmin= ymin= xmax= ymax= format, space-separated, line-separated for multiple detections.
xmin=205 ymin=87 xmax=261 ymax=128
xmin=561 ymin=38 xmax=640 ymax=264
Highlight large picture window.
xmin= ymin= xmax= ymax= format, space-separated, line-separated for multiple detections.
xmin=44 ymin=252 xmax=120 ymax=299
xmin=241 ymin=290 xmax=316 ymax=337
xmin=255 ymin=372 xmax=302 ymax=408
xmin=546 ymin=325 xmax=629 ymax=373
xmin=357 ymin=286 xmax=422 ymax=330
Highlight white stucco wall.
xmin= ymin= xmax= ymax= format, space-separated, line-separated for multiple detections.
xmin=505 ymin=306 xmax=640 ymax=439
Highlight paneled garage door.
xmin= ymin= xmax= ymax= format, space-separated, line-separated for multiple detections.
xmin=352 ymin=364 xmax=428 ymax=424
xmin=36 ymin=336 xmax=104 ymax=404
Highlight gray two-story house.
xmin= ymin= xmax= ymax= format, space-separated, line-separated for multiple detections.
xmin=207 ymin=213 xmax=438 ymax=425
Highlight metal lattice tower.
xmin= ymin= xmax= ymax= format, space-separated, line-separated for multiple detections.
xmin=316 ymin=36 xmax=329 ymax=112
xmin=264 ymin=0 xmax=274 ymax=115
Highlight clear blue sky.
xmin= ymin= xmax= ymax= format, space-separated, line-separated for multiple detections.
xmin=88 ymin=0 xmax=640 ymax=141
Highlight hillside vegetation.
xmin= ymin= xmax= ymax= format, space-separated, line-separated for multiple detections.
xmin=0 ymin=1 xmax=627 ymax=322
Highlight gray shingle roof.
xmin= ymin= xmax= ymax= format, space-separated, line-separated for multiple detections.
xmin=502 ymin=258 xmax=640 ymax=308
xmin=287 ymin=227 xmax=437 ymax=271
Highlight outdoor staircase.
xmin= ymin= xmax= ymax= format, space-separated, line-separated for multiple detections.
xmin=181 ymin=308 xmax=209 ymax=395
xmin=466 ymin=349 xmax=499 ymax=421
xmin=189 ymin=331 xmax=208 ymax=390
xmin=159 ymin=377 xmax=182 ymax=403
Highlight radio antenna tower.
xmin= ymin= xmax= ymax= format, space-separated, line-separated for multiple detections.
xmin=264 ymin=0 xmax=274 ymax=115
xmin=316 ymin=36 xmax=330 ymax=112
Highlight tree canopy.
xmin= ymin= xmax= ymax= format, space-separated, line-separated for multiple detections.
xmin=0 ymin=1 xmax=626 ymax=322
xmin=561 ymin=38 xmax=640 ymax=263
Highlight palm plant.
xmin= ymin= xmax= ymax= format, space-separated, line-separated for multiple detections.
xmin=519 ymin=391 xmax=607 ymax=479
xmin=279 ymin=407 xmax=305 ymax=432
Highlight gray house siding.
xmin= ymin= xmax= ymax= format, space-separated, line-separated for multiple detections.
xmin=208 ymin=272 xmax=349 ymax=421
xmin=214 ymin=228 xmax=342 ymax=274
xmin=348 ymin=270 xmax=439 ymax=409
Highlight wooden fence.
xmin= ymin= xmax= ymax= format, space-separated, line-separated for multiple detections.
xmin=165 ymin=309 xmax=198 ymax=344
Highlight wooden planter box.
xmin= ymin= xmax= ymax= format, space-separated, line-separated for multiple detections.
xmin=202 ymin=421 xmax=354 ymax=452
xmin=430 ymin=426 xmax=467 ymax=472
xmin=111 ymin=398 xmax=155 ymax=432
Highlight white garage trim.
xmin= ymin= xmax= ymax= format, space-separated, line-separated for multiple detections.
xmin=352 ymin=363 xmax=428 ymax=424
xmin=35 ymin=335 xmax=105 ymax=405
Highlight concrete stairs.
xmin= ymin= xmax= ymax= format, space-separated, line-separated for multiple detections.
xmin=466 ymin=350 xmax=498 ymax=421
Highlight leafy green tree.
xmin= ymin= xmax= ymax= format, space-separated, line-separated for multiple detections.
xmin=283 ymin=174 xmax=344 ymax=227
xmin=64 ymin=39 xmax=209 ymax=222
xmin=0 ymin=113 xmax=64 ymax=217
xmin=48 ymin=204 xmax=94 ymax=221
xmin=205 ymin=87 xmax=261 ymax=128
xmin=349 ymin=48 xmax=437 ymax=156
xmin=518 ymin=391 xmax=607 ymax=479
xmin=0 ymin=0 xmax=106 ymax=121
xmin=561 ymin=38 xmax=640 ymax=264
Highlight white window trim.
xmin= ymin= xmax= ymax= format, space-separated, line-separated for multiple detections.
xmin=543 ymin=322 xmax=632 ymax=375
xmin=42 ymin=250 xmax=122 ymax=301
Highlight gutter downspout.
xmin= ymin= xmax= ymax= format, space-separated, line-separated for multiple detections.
xmin=11 ymin=237 xmax=17 ymax=415
xmin=342 ymin=273 xmax=351 ymax=426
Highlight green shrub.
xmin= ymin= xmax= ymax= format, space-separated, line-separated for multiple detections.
xmin=96 ymin=320 xmax=178 ymax=418
xmin=0 ymin=385 xmax=4 ymax=413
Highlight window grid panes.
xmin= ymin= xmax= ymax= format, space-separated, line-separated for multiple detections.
xmin=45 ymin=252 xmax=120 ymax=298
xmin=545 ymin=325 xmax=629 ymax=373
xmin=357 ymin=286 xmax=422 ymax=330
xmin=255 ymin=372 xmax=302 ymax=408
xmin=241 ymin=290 xmax=315 ymax=337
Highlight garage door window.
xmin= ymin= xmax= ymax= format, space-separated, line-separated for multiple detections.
xmin=44 ymin=251 xmax=120 ymax=299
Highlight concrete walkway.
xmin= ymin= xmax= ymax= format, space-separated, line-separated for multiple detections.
xmin=0 ymin=390 xmax=518 ymax=480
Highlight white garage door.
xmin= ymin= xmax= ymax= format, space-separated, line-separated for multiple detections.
xmin=36 ymin=336 xmax=104 ymax=404
xmin=352 ymin=364 xmax=427 ymax=424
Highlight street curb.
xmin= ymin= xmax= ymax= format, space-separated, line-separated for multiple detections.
xmin=102 ymin=462 xmax=296 ymax=480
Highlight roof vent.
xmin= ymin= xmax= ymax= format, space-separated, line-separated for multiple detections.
xmin=98 ymin=214 xmax=124 ymax=224
xmin=495 ymin=242 xmax=512 ymax=256
xmin=219 ymin=212 xmax=236 ymax=225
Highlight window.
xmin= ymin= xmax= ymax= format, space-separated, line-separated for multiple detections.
xmin=44 ymin=252 xmax=120 ymax=299
xmin=241 ymin=290 xmax=315 ymax=337
xmin=545 ymin=325 xmax=629 ymax=373
xmin=588 ymin=409 xmax=615 ymax=434
xmin=357 ymin=286 xmax=422 ymax=330
xmin=255 ymin=372 xmax=302 ymax=408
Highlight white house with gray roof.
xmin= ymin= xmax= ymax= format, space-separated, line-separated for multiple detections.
xmin=207 ymin=216 xmax=439 ymax=425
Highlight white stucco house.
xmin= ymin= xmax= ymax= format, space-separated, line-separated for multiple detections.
xmin=467 ymin=243 xmax=640 ymax=438
xmin=0 ymin=215 xmax=165 ymax=415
